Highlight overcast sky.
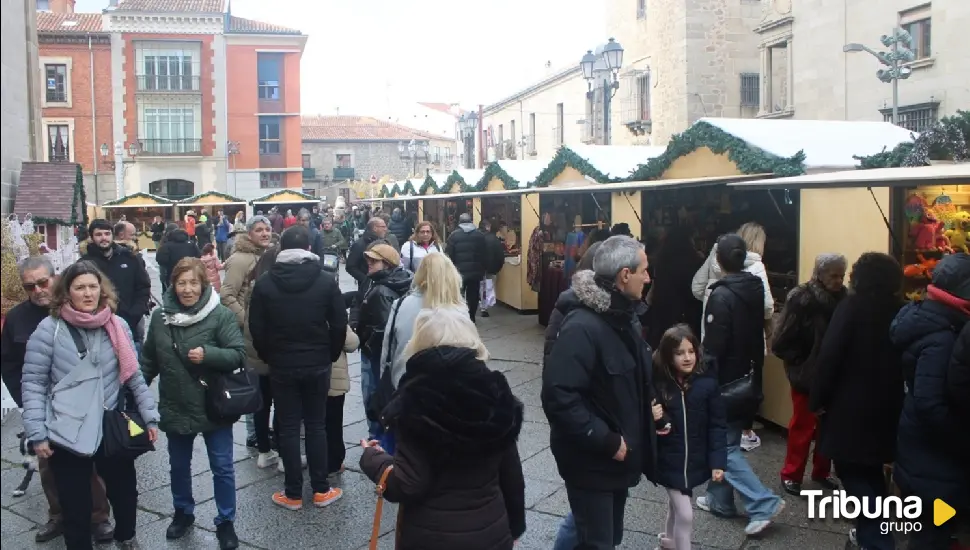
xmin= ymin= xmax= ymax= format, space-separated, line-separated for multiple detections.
xmin=74 ymin=0 xmax=607 ymax=115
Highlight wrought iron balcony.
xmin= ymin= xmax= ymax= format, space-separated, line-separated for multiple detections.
xmin=136 ymin=75 xmax=201 ymax=92
xmin=137 ymin=138 xmax=202 ymax=155
xmin=333 ymin=167 xmax=355 ymax=180
xmin=303 ymin=167 xmax=316 ymax=179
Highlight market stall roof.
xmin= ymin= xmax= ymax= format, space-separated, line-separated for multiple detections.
xmin=699 ymin=117 xmax=915 ymax=171
xmin=13 ymin=162 xmax=87 ymax=226
xmin=727 ymin=163 xmax=970 ymax=190
xmin=481 ymin=159 xmax=552 ymax=188
xmin=102 ymin=192 xmax=175 ymax=208
xmin=177 ymin=191 xmax=247 ymax=207
xmin=535 ymin=144 xmax=666 ymax=186
xmin=249 ymin=189 xmax=318 ymax=205
xmin=534 ymin=173 xmax=776 ymax=195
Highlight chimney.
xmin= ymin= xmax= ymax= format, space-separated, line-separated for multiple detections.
xmin=50 ymin=0 xmax=75 ymax=13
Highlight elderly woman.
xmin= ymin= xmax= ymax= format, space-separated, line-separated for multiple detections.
xmin=141 ymin=257 xmax=247 ymax=549
xmin=772 ymin=254 xmax=847 ymax=496
xmin=21 ymin=260 xmax=159 ymax=550
xmin=360 ymin=307 xmax=526 ymax=550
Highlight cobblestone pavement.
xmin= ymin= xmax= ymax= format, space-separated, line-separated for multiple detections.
xmin=1 ymin=253 xmax=862 ymax=549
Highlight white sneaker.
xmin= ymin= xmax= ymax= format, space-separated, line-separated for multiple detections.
xmin=256 ymin=451 xmax=279 ymax=469
xmin=277 ymin=455 xmax=307 ymax=473
xmin=740 ymin=431 xmax=761 ymax=452
xmin=744 ymin=499 xmax=785 ymax=536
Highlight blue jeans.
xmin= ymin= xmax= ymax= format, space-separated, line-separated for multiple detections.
xmin=704 ymin=426 xmax=782 ymax=521
xmin=168 ymin=426 xmax=236 ymax=525
xmin=359 ymin=354 xmax=381 ymax=439
xmin=244 ymin=414 xmax=255 ymax=439
xmin=553 ymin=512 xmax=577 ymax=550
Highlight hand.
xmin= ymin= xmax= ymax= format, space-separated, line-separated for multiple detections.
xmin=361 ymin=439 xmax=384 ymax=453
xmin=32 ymin=440 xmax=53 ymax=458
xmin=148 ymin=427 xmax=159 ymax=443
xmin=187 ymin=347 xmax=205 ymax=364
xmin=651 ymin=399 xmax=664 ymax=421
xmin=712 ymin=469 xmax=725 ymax=482
xmin=612 ymin=437 xmax=627 ymax=462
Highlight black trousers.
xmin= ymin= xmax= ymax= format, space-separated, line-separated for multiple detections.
xmin=326 ymin=395 xmax=345 ymax=474
xmin=216 ymin=240 xmax=227 ymax=261
xmin=48 ymin=445 xmax=138 ymax=550
xmin=836 ymin=461 xmax=895 ymax=550
xmin=254 ymin=375 xmax=279 ymax=453
xmin=462 ymin=278 xmax=482 ymax=322
xmin=564 ymin=484 xmax=628 ymax=549
xmin=271 ymin=370 xmax=331 ymax=498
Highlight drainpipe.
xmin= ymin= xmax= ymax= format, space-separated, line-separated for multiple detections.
xmin=89 ymin=34 xmax=100 ymax=204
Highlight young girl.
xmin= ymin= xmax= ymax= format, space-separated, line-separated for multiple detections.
xmin=653 ymin=324 xmax=728 ymax=549
xmin=200 ymin=243 xmax=224 ymax=292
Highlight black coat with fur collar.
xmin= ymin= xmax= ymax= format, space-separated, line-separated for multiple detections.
xmin=359 ymin=346 xmax=526 ymax=550
xmin=772 ymin=280 xmax=845 ymax=394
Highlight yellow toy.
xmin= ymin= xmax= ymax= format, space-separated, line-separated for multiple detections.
xmin=945 ymin=215 xmax=969 ymax=253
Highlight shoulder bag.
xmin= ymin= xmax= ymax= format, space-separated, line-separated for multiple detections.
xmin=719 ymin=363 xmax=760 ymax=422
xmin=369 ymin=465 xmax=395 ymax=550
xmin=168 ymin=326 xmax=262 ymax=424
xmin=45 ymin=323 xmax=105 ymax=457
xmin=365 ymin=296 xmax=406 ymax=423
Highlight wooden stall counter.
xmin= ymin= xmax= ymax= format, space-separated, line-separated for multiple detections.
xmin=759 ymin=354 xmax=792 ymax=428
xmin=495 ymin=259 xmax=537 ymax=313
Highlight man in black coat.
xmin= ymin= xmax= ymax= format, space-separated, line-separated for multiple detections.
xmin=446 ymin=213 xmax=487 ymax=321
xmin=387 ymin=207 xmax=412 ymax=246
xmin=698 ymin=234 xmax=784 ymax=536
xmin=82 ymin=219 xmax=151 ymax=348
xmin=541 ymin=236 xmax=656 ymax=549
xmin=346 ymin=217 xmax=388 ymax=286
xmin=248 ymin=225 xmax=348 ymax=509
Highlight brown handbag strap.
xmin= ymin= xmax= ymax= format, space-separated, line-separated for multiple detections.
xmin=369 ymin=465 xmax=395 ymax=550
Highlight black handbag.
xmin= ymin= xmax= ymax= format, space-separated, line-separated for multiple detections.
xmin=365 ymin=296 xmax=406 ymax=424
xmin=720 ymin=365 xmax=761 ymax=422
xmin=169 ymin=326 xmax=262 ymax=424
xmin=64 ymin=325 xmax=153 ymax=459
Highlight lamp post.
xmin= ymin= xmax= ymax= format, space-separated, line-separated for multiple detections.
xmin=843 ymin=28 xmax=915 ymax=125
xmin=227 ymin=140 xmax=240 ymax=196
xmin=398 ymin=139 xmax=428 ymax=177
xmin=458 ymin=112 xmax=478 ymax=169
xmin=106 ymin=142 xmax=139 ymax=200
xmin=580 ymin=37 xmax=624 ymax=145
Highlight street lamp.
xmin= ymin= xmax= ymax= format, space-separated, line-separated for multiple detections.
xmin=459 ymin=112 xmax=478 ymax=169
xmin=227 ymin=140 xmax=240 ymax=195
xmin=398 ymin=139 xmax=428 ymax=177
xmin=110 ymin=141 xmax=140 ymax=200
xmin=843 ymin=28 xmax=915 ymax=125
xmin=580 ymin=38 xmax=624 ymax=145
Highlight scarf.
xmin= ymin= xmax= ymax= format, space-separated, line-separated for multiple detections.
xmin=59 ymin=304 xmax=138 ymax=384
xmin=927 ymin=284 xmax=970 ymax=316
xmin=163 ymin=286 xmax=221 ymax=327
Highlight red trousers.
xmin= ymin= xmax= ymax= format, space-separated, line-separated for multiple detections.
xmin=781 ymin=388 xmax=831 ymax=482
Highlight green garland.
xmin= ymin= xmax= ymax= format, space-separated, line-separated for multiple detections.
xmin=471 ymin=163 xmax=520 ymax=192
xmin=103 ymin=191 xmax=174 ymax=206
xmin=250 ymin=188 xmax=317 ymax=204
xmin=855 ymin=110 xmax=970 ymax=168
xmin=628 ymin=120 xmax=806 ymax=180
xmin=31 ymin=164 xmax=89 ymax=227
xmin=418 ymin=174 xmax=439 ymax=195
xmin=532 ymin=146 xmax=624 ymax=188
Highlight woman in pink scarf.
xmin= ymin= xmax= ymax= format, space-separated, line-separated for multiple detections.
xmin=21 ymin=260 xmax=159 ymax=550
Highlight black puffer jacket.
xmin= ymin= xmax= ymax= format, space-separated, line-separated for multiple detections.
xmin=653 ymin=359 xmax=727 ymax=492
xmin=346 ymin=231 xmax=381 ymax=285
xmin=702 ymin=272 xmax=766 ymax=390
xmin=388 ymin=211 xmax=412 ymax=246
xmin=357 ymin=266 xmax=413 ymax=358
xmin=359 ymin=346 xmax=525 ymax=550
xmin=156 ymin=229 xmax=201 ymax=281
xmin=248 ymin=250 xmax=348 ymax=372
xmin=949 ymin=323 xmax=970 ymax=433
xmin=446 ymin=222 xmax=487 ymax=281
xmin=81 ymin=243 xmax=152 ymax=333
xmin=771 ymin=281 xmax=845 ymax=394
xmin=541 ymin=270 xmax=657 ymax=491
xmin=890 ymin=299 xmax=969 ymax=508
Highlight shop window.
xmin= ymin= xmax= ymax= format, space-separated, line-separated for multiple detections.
xmin=259 ymin=117 xmax=281 ymax=155
xmin=880 ymin=102 xmax=938 ymax=133
xmin=259 ymin=172 xmax=283 ymax=188
xmin=895 ymin=184 xmax=968 ymax=300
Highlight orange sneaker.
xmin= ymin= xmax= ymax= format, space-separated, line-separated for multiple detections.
xmin=312 ymin=488 xmax=343 ymax=508
xmin=271 ymin=491 xmax=302 ymax=511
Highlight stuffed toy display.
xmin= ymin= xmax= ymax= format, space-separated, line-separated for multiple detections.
xmin=945 ymin=215 xmax=970 ymax=253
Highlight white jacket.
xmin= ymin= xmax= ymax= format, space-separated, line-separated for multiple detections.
xmin=692 ymin=245 xmax=774 ymax=340
xmin=400 ymin=240 xmax=441 ymax=273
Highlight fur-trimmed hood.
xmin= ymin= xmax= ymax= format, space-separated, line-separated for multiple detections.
xmin=565 ymin=269 xmax=612 ymax=313
xmin=231 ymin=232 xmax=261 ymax=255
xmin=393 ymin=346 xmax=523 ymax=456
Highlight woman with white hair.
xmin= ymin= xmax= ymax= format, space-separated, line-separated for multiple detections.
xmin=359 ymin=308 xmax=526 ymax=550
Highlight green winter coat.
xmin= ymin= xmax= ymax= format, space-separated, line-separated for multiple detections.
xmin=141 ymin=285 xmax=247 ymax=435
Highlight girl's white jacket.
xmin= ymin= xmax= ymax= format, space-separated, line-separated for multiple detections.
xmin=691 ymin=244 xmax=775 ymax=341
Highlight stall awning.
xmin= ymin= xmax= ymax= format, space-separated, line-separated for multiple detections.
xmin=533 ymin=173 xmax=776 ymax=195
xmin=102 ymin=192 xmax=175 ymax=208
xmin=727 ymin=164 xmax=970 ymax=190
xmin=249 ymin=189 xmax=318 ymax=205
xmin=365 ymin=187 xmax=535 ymax=203
xmin=177 ymin=191 xmax=247 ymax=207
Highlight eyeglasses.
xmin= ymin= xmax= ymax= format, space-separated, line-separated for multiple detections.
xmin=23 ymin=278 xmax=51 ymax=292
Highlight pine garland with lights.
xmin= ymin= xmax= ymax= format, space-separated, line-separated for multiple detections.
xmin=855 ymin=110 xmax=970 ymax=168
xmin=532 ymin=146 xmax=626 ymax=188
xmin=628 ymin=120 xmax=806 ymax=180
xmin=469 ymin=163 xmax=519 ymax=192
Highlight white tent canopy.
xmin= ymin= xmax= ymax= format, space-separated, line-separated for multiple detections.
xmin=727 ymin=164 xmax=970 ymax=190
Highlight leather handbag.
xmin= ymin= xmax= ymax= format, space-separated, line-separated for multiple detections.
xmin=365 ymin=296 xmax=406 ymax=423
xmin=719 ymin=365 xmax=761 ymax=422
xmin=369 ymin=465 xmax=395 ymax=550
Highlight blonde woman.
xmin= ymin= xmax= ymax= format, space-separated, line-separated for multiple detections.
xmin=691 ymin=222 xmax=774 ymax=451
xmin=400 ymin=220 xmax=442 ymax=273
xmin=360 ymin=308 xmax=526 ymax=550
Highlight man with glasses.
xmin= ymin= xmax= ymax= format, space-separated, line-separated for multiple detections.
xmin=0 ymin=257 xmax=114 ymax=543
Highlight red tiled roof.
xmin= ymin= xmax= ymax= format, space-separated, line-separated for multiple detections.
xmin=301 ymin=116 xmax=446 ymax=142
xmin=36 ymin=12 xmax=103 ymax=33
xmin=417 ymin=102 xmax=460 ymax=117
xmin=114 ymin=0 xmax=225 ymax=12
xmin=13 ymin=163 xmax=82 ymax=224
xmin=227 ymin=15 xmax=301 ymax=35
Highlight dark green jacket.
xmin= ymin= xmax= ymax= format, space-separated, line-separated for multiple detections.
xmin=320 ymin=228 xmax=348 ymax=252
xmin=141 ymin=286 xmax=247 ymax=435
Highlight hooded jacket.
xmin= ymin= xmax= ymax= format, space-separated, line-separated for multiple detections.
xmin=359 ymin=346 xmax=526 ymax=550
xmin=702 ymin=272 xmax=768 ymax=390
xmin=446 ymin=222 xmax=487 ymax=281
xmin=81 ymin=242 xmax=152 ymax=334
xmin=771 ymin=280 xmax=845 ymax=394
xmin=949 ymin=324 xmax=970 ymax=433
xmin=330 ymin=327 xmax=360 ymax=397
xmin=220 ymin=233 xmax=268 ymax=373
xmin=890 ymin=298 xmax=968 ymax=507
xmin=357 ymin=266 xmax=413 ymax=358
xmin=692 ymin=245 xmax=774 ymax=340
xmin=541 ymin=270 xmax=657 ymax=491
xmin=388 ymin=210 xmax=412 ymax=246
xmin=156 ymin=229 xmax=201 ymax=280
xmin=248 ymin=249 xmax=348 ymax=373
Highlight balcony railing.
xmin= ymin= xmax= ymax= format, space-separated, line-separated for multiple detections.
xmin=333 ymin=167 xmax=355 ymax=180
xmin=136 ymin=75 xmax=201 ymax=92
xmin=303 ymin=167 xmax=316 ymax=179
xmin=138 ymin=138 xmax=202 ymax=155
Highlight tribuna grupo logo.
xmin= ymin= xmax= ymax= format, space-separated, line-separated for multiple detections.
xmin=802 ymin=490 xmax=923 ymax=534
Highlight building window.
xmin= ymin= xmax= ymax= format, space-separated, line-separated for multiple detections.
xmin=142 ymin=52 xmax=197 ymax=91
xmin=528 ymin=113 xmax=536 ymax=154
xmin=637 ymin=72 xmax=651 ymax=120
xmin=47 ymin=125 xmax=70 ymax=162
xmin=510 ymin=120 xmax=516 ymax=152
xmin=881 ymin=102 xmax=938 ymax=133
xmin=556 ymin=103 xmax=564 ymax=146
xmin=149 ymin=179 xmax=194 ymax=200
xmin=336 ymin=153 xmax=352 ymax=168
xmin=497 ymin=124 xmax=504 ymax=159
xmin=257 ymin=53 xmax=282 ymax=100
xmin=302 ymin=188 xmax=316 ymax=197
xmin=259 ymin=117 xmax=281 ymax=154
xmin=45 ymin=64 xmax=68 ymax=103
xmin=432 ymin=146 xmax=441 ymax=163
xmin=637 ymin=0 xmax=646 ymax=19
xmin=259 ymin=172 xmax=283 ymax=188
xmin=302 ymin=154 xmax=311 ymax=168
xmin=444 ymin=147 xmax=451 ymax=161
xmin=902 ymin=18 xmax=931 ymax=59
xmin=740 ymin=73 xmax=760 ymax=107
xmin=141 ymin=106 xmax=200 ymax=154
xmin=37 ymin=0 xmax=50 ymax=9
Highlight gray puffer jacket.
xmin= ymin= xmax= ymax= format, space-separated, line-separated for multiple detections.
xmin=21 ymin=316 xmax=159 ymax=445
